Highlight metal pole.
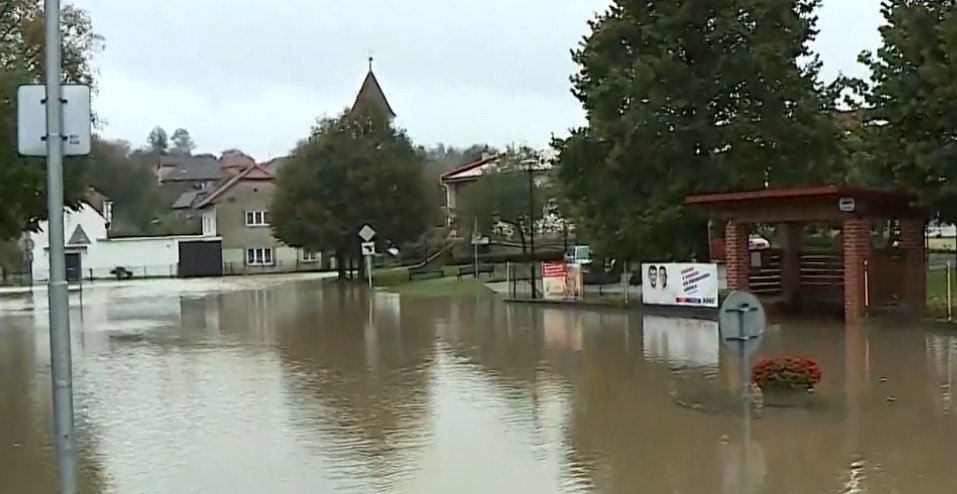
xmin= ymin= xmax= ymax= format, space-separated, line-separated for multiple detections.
xmin=528 ymin=164 xmax=537 ymax=299
xmin=473 ymin=241 xmax=478 ymax=278
xmin=947 ymin=261 xmax=954 ymax=321
xmin=366 ymin=254 xmax=373 ymax=288
xmin=44 ymin=0 xmax=77 ymax=492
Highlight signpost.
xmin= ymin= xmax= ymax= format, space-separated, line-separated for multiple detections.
xmin=470 ymin=219 xmax=489 ymax=277
xmin=719 ymin=290 xmax=767 ymax=494
xmin=359 ymin=224 xmax=376 ymax=288
xmin=14 ymin=2 xmax=92 ymax=492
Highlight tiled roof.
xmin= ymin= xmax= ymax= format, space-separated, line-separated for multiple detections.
xmin=171 ymin=190 xmax=204 ymax=210
xmin=160 ymin=155 xmax=222 ymax=182
xmin=194 ymin=165 xmax=273 ymax=209
xmin=440 ymin=155 xmax=500 ymax=183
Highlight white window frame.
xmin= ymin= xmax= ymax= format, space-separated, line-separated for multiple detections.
xmin=301 ymin=250 xmax=320 ymax=263
xmin=245 ymin=247 xmax=274 ymax=266
xmin=245 ymin=210 xmax=269 ymax=227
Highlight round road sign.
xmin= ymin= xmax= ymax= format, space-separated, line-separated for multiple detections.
xmin=719 ymin=291 xmax=767 ymax=356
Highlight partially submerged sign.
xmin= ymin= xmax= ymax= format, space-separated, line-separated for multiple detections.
xmin=718 ymin=291 xmax=766 ymax=356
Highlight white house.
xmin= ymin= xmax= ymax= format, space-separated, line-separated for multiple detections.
xmin=26 ymin=202 xmax=217 ymax=283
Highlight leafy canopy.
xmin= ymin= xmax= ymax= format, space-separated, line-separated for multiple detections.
xmin=859 ymin=0 xmax=957 ymax=223
xmin=271 ymin=107 xmax=429 ymax=255
xmin=554 ymin=0 xmax=840 ymax=260
xmin=0 ymin=0 xmax=102 ymax=238
xmin=457 ymin=146 xmax=548 ymax=245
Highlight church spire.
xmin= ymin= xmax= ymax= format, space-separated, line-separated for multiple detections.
xmin=352 ymin=55 xmax=396 ymax=120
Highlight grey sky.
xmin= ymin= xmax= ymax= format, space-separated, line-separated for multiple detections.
xmin=75 ymin=0 xmax=880 ymax=161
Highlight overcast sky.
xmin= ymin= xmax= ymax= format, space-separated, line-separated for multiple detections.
xmin=75 ymin=0 xmax=881 ymax=161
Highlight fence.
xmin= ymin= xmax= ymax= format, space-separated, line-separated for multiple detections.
xmin=503 ymin=261 xmax=637 ymax=302
xmin=223 ymin=260 xmax=329 ymax=276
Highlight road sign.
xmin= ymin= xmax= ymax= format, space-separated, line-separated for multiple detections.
xmin=839 ymin=196 xmax=855 ymax=213
xmin=719 ymin=291 xmax=766 ymax=356
xmin=17 ymin=84 xmax=92 ymax=156
xmin=361 ymin=241 xmax=375 ymax=256
xmin=358 ymin=224 xmax=376 ymax=242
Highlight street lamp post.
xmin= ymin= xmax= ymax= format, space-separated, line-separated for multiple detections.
xmin=526 ymin=159 xmax=537 ymax=299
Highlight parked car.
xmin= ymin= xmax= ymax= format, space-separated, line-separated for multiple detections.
xmin=564 ymin=245 xmax=592 ymax=265
xmin=749 ymin=235 xmax=770 ymax=250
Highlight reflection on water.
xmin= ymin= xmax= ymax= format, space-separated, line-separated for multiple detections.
xmin=2 ymin=279 xmax=957 ymax=493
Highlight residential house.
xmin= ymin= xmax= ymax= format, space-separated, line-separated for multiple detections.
xmin=439 ymin=150 xmax=554 ymax=229
xmin=155 ymin=154 xmax=222 ymax=188
xmin=25 ymin=197 xmax=216 ymax=283
xmin=191 ymin=165 xmax=319 ymax=274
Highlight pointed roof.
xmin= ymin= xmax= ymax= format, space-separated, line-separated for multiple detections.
xmin=67 ymin=225 xmax=91 ymax=245
xmin=194 ymin=165 xmax=273 ymax=209
xmin=352 ymin=58 xmax=396 ymax=119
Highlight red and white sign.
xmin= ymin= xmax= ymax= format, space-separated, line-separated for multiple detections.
xmin=641 ymin=262 xmax=719 ymax=307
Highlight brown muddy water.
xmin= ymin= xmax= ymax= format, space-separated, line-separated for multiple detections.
xmin=1 ymin=276 xmax=956 ymax=493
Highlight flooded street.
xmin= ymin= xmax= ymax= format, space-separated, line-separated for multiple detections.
xmin=2 ymin=277 xmax=957 ymax=493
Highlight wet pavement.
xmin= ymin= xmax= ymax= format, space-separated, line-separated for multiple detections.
xmin=2 ymin=276 xmax=957 ymax=493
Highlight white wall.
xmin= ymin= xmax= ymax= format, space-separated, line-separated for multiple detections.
xmin=28 ymin=203 xmax=216 ymax=281
xmin=29 ymin=203 xmax=108 ymax=281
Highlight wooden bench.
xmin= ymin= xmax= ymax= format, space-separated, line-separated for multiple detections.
xmin=456 ymin=264 xmax=495 ymax=280
xmin=408 ymin=265 xmax=444 ymax=281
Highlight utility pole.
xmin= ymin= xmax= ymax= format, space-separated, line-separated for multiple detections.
xmin=527 ymin=159 xmax=537 ymax=299
xmin=44 ymin=0 xmax=78 ymax=492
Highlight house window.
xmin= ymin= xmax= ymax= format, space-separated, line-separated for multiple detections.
xmin=301 ymin=250 xmax=320 ymax=263
xmin=244 ymin=210 xmax=270 ymax=227
xmin=245 ymin=247 xmax=274 ymax=266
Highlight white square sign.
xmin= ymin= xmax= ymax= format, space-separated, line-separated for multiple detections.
xmin=361 ymin=241 xmax=376 ymax=256
xmin=17 ymin=84 xmax=92 ymax=157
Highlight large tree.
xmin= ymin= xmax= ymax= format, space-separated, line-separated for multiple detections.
xmin=169 ymin=127 xmax=196 ymax=155
xmin=85 ymin=137 xmax=190 ymax=235
xmin=0 ymin=0 xmax=101 ymax=239
xmin=271 ymin=107 xmax=429 ymax=278
xmin=859 ymin=0 xmax=957 ymax=224
xmin=554 ymin=0 xmax=841 ymax=261
xmin=457 ymin=146 xmax=548 ymax=253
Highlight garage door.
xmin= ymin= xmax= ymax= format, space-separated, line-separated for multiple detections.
xmin=178 ymin=240 xmax=223 ymax=278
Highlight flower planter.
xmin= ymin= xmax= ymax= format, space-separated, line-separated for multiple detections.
xmin=759 ymin=385 xmax=812 ymax=408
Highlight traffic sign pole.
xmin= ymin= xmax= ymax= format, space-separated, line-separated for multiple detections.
xmin=43 ymin=1 xmax=77 ymax=492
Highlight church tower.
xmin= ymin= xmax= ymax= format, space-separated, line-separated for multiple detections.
xmin=351 ymin=57 xmax=396 ymax=120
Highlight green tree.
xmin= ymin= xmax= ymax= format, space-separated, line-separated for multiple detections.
xmin=147 ymin=126 xmax=168 ymax=154
xmin=85 ymin=137 xmax=182 ymax=234
xmin=271 ymin=107 xmax=428 ymax=279
xmin=859 ymin=0 xmax=957 ymax=224
xmin=0 ymin=0 xmax=102 ymax=239
xmin=554 ymin=0 xmax=841 ymax=261
xmin=170 ymin=128 xmax=196 ymax=155
xmin=457 ymin=146 xmax=547 ymax=253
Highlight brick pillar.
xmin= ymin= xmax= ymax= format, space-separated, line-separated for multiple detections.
xmin=779 ymin=222 xmax=803 ymax=305
xmin=901 ymin=218 xmax=926 ymax=317
xmin=843 ymin=219 xmax=872 ymax=324
xmin=725 ymin=221 xmax=750 ymax=290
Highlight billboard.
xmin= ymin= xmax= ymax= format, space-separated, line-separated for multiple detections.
xmin=641 ymin=263 xmax=719 ymax=307
xmin=542 ymin=262 xmax=584 ymax=301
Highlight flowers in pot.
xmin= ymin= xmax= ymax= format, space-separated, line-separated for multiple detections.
xmin=751 ymin=357 xmax=822 ymax=391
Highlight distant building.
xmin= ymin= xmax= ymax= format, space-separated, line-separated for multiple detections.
xmin=439 ymin=150 xmax=554 ymax=228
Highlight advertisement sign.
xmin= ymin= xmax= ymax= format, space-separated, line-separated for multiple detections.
xmin=542 ymin=262 xmax=583 ymax=301
xmin=641 ymin=263 xmax=719 ymax=307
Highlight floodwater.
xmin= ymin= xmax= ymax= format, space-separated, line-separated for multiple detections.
xmin=2 ymin=277 xmax=957 ymax=493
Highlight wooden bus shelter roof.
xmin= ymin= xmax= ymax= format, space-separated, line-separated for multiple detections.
xmin=685 ymin=185 xmax=925 ymax=222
